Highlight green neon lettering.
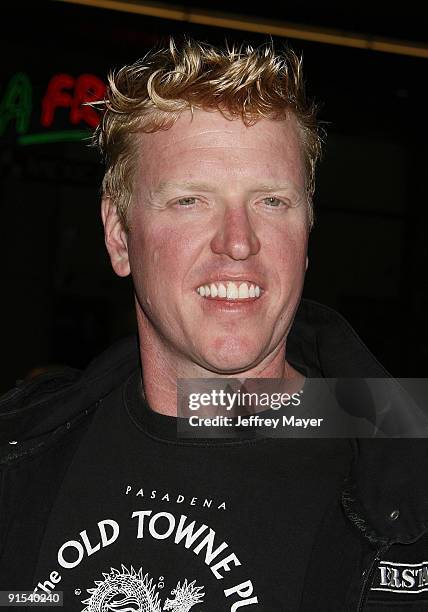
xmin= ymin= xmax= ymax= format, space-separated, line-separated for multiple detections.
xmin=0 ymin=72 xmax=32 ymax=136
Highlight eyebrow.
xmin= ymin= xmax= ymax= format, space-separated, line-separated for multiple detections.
xmin=150 ymin=181 xmax=215 ymax=197
xmin=248 ymin=183 xmax=301 ymax=193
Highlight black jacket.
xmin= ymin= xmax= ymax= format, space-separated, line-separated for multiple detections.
xmin=1 ymin=299 xmax=427 ymax=611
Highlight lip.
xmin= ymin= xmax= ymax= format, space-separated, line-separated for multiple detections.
xmin=196 ymin=289 xmax=266 ymax=313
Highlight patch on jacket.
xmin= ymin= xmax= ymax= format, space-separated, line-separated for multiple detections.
xmin=371 ymin=561 xmax=428 ymax=593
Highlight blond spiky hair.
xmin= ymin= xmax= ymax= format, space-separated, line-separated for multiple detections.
xmin=94 ymin=38 xmax=322 ymax=228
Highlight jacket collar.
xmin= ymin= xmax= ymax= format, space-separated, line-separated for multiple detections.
xmin=287 ymin=301 xmax=428 ymax=545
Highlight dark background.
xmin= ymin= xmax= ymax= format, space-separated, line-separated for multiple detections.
xmin=1 ymin=0 xmax=427 ymax=391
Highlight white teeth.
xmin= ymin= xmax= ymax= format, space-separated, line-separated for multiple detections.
xmin=218 ymin=283 xmax=227 ymax=298
xmin=196 ymin=281 xmax=262 ymax=300
xmin=238 ymin=282 xmax=249 ymax=298
xmin=227 ymin=283 xmax=238 ymax=299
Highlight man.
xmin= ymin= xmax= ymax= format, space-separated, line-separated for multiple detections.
xmin=1 ymin=39 xmax=427 ymax=611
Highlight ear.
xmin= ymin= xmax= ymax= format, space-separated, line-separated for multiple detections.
xmin=101 ymin=196 xmax=130 ymax=277
xmin=305 ymin=256 xmax=309 ymax=271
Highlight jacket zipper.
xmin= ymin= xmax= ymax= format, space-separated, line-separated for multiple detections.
xmin=357 ymin=544 xmax=390 ymax=612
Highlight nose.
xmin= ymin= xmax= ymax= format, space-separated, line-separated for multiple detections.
xmin=211 ymin=207 xmax=260 ymax=260
xmin=210 ymin=205 xmax=261 ymax=260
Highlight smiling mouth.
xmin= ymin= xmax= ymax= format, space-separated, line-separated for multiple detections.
xmin=196 ymin=280 xmax=262 ymax=300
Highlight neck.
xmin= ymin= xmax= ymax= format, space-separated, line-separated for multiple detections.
xmin=136 ymin=313 xmax=305 ymax=417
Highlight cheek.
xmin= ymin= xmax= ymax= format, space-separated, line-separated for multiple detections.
xmin=264 ymin=225 xmax=308 ymax=272
xmin=128 ymin=222 xmax=197 ymax=286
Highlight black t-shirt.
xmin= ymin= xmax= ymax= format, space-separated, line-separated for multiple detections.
xmin=32 ymin=371 xmax=353 ymax=611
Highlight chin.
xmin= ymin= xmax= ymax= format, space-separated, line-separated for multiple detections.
xmin=199 ymin=341 xmax=265 ymax=375
xmin=202 ymin=361 xmax=257 ymax=376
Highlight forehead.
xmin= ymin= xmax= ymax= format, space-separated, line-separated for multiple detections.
xmin=135 ymin=109 xmax=306 ymax=190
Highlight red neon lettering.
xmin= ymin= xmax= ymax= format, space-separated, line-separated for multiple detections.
xmin=41 ymin=73 xmax=75 ymax=127
xmin=70 ymin=74 xmax=106 ymax=128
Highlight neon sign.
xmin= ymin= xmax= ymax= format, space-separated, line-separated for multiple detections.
xmin=0 ymin=72 xmax=32 ymax=136
xmin=41 ymin=73 xmax=105 ymax=128
xmin=0 ymin=71 xmax=106 ymax=145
